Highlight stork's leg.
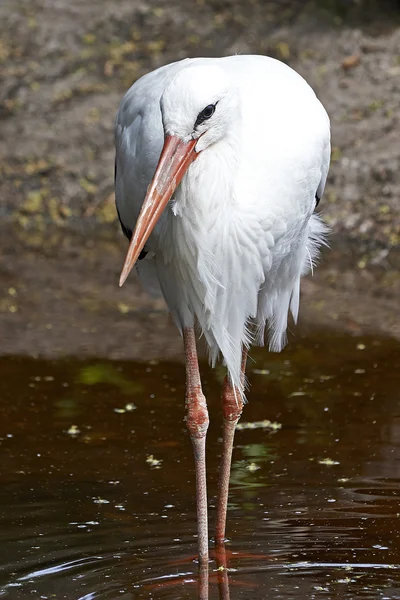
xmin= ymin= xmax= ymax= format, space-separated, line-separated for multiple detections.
xmin=215 ymin=350 xmax=248 ymax=543
xmin=215 ymin=540 xmax=231 ymax=600
xmin=198 ymin=562 xmax=209 ymax=600
xmin=183 ymin=327 xmax=210 ymax=564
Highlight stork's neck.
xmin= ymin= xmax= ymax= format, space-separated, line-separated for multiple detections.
xmin=171 ymin=129 xmax=240 ymax=221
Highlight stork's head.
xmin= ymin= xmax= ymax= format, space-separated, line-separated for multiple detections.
xmin=161 ymin=65 xmax=237 ymax=151
xmin=119 ymin=63 xmax=238 ymax=286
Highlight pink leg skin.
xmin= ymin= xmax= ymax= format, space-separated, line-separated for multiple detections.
xmin=215 ymin=350 xmax=248 ymax=544
xmin=183 ymin=328 xmax=210 ymax=566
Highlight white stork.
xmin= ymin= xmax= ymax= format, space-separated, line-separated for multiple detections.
xmin=115 ymin=55 xmax=330 ymax=564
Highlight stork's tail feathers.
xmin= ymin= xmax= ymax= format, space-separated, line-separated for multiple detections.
xmin=254 ymin=213 xmax=329 ymax=354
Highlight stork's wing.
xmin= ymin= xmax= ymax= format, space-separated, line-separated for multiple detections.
xmin=114 ymin=59 xmax=190 ymax=251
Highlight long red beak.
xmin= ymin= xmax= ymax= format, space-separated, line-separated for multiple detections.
xmin=119 ymin=135 xmax=197 ymax=287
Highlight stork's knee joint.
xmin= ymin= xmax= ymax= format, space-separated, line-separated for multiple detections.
xmin=185 ymin=391 xmax=209 ymax=439
xmin=222 ymin=379 xmax=244 ymax=422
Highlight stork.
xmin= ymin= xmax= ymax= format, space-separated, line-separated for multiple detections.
xmin=115 ymin=55 xmax=330 ymax=565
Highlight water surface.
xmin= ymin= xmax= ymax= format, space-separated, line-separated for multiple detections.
xmin=0 ymin=333 xmax=399 ymax=598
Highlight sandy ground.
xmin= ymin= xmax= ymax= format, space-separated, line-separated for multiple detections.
xmin=0 ymin=1 xmax=399 ymax=359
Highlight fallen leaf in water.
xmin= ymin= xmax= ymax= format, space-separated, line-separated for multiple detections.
xmin=236 ymin=419 xmax=282 ymax=431
xmin=246 ymin=462 xmax=261 ymax=472
xmin=146 ymin=454 xmax=163 ymax=468
xmin=252 ymin=369 xmax=270 ymax=375
xmin=318 ymin=458 xmax=340 ymax=466
xmin=66 ymin=425 xmax=80 ymax=436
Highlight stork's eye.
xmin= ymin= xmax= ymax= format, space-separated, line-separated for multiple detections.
xmin=194 ymin=104 xmax=216 ymax=128
xmin=202 ymin=104 xmax=215 ymax=119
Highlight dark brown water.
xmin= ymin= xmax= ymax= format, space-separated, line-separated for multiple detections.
xmin=0 ymin=333 xmax=399 ymax=599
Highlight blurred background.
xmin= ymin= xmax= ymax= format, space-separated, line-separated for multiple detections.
xmin=0 ymin=0 xmax=399 ymax=355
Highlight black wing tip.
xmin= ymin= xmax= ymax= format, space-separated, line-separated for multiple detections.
xmin=115 ymin=161 xmax=147 ymax=260
xmin=116 ymin=208 xmax=147 ymax=260
xmin=116 ymin=206 xmax=133 ymax=241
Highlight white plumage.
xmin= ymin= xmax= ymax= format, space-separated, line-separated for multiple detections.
xmin=115 ymin=55 xmax=330 ymax=393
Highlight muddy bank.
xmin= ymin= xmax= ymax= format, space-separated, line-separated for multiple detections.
xmin=0 ymin=226 xmax=399 ymax=360
xmin=0 ymin=0 xmax=399 ymax=267
xmin=1 ymin=1 xmax=399 ymax=361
